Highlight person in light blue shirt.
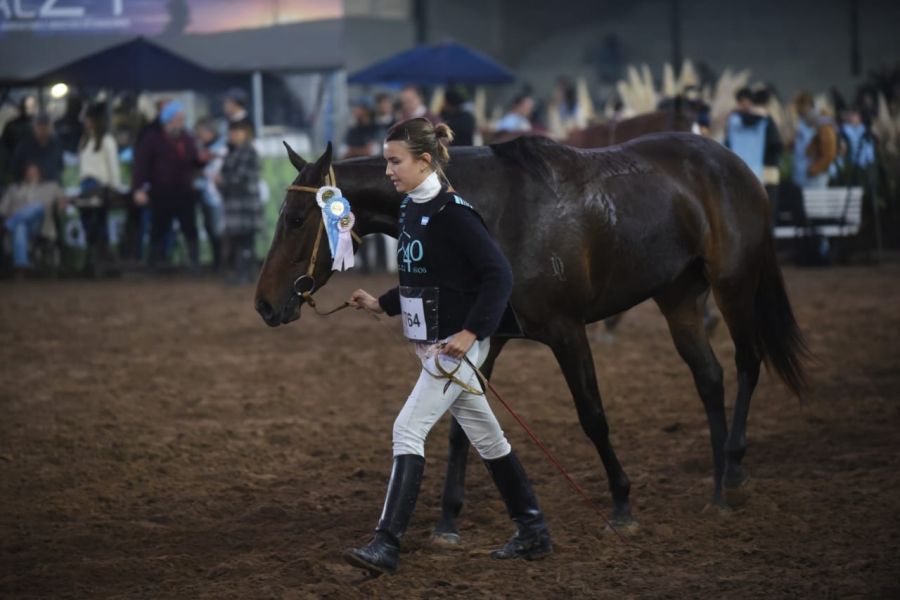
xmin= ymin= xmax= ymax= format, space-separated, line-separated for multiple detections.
xmin=495 ymin=94 xmax=534 ymax=134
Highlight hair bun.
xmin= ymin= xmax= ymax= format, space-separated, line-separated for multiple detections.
xmin=434 ymin=122 xmax=455 ymax=145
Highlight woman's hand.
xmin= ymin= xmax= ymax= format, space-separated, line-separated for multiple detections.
xmin=441 ymin=329 xmax=477 ymax=359
xmin=133 ymin=189 xmax=149 ymax=206
xmin=349 ymin=289 xmax=383 ymax=313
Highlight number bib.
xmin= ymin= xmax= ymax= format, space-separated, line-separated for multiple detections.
xmin=399 ymin=286 xmax=439 ymax=342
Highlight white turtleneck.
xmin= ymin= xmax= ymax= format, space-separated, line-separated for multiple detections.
xmin=406 ymin=171 xmax=442 ymax=203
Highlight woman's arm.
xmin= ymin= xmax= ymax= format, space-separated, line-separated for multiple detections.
xmin=104 ymin=134 xmax=122 ymax=189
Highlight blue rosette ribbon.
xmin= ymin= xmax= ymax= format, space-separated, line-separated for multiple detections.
xmin=315 ymin=186 xmax=356 ymax=271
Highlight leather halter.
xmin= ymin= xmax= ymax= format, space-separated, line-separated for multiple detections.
xmin=285 ymin=165 xmax=362 ymax=310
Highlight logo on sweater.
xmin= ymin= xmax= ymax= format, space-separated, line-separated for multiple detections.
xmin=398 ymin=231 xmax=426 ymax=274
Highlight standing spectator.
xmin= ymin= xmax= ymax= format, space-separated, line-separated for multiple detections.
xmin=495 ymin=94 xmax=535 ymax=133
xmin=1 ymin=163 xmax=64 ymax=275
xmin=399 ymin=86 xmax=439 ymax=123
xmin=132 ymin=100 xmax=202 ymax=272
xmin=77 ymin=103 xmax=122 ymax=277
xmin=724 ymin=88 xmax=766 ymax=180
xmin=753 ymin=88 xmax=783 ymax=201
xmin=724 ymin=87 xmax=782 ymax=217
xmin=11 ymin=114 xmax=64 ymax=183
xmin=222 ymin=87 xmax=253 ymax=134
xmin=831 ymin=105 xmax=877 ymax=186
xmin=1 ymin=95 xmax=37 ymax=184
xmin=55 ymin=94 xmax=85 ymax=156
xmin=440 ymin=89 xmax=476 ymax=146
xmin=194 ymin=117 xmax=226 ymax=271
xmin=547 ymin=77 xmax=587 ymax=138
xmin=792 ymin=92 xmax=837 ymax=189
xmin=217 ymin=120 xmax=261 ymax=285
xmin=373 ymin=92 xmax=396 ymax=138
xmin=342 ymin=100 xmax=380 ymax=158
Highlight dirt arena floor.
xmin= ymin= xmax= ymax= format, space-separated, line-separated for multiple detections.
xmin=2 ymin=261 xmax=899 ymax=599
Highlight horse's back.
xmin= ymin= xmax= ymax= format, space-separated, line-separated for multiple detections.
xmin=612 ymin=132 xmax=773 ymax=281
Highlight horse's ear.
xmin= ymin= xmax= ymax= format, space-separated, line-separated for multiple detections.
xmin=283 ymin=141 xmax=307 ymax=173
xmin=310 ymin=141 xmax=333 ymax=182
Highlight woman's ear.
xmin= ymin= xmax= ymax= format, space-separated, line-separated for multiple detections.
xmin=419 ymin=152 xmax=433 ymax=170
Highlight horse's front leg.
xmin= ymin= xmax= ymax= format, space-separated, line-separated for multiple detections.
xmin=545 ymin=321 xmax=636 ymax=527
xmin=432 ymin=337 xmax=509 ymax=544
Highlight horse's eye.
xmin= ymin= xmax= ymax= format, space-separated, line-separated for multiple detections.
xmin=285 ymin=214 xmax=304 ymax=229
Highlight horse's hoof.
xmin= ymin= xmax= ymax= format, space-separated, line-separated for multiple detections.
xmin=702 ymin=501 xmax=733 ymax=517
xmin=606 ymin=510 xmax=639 ymax=533
xmin=723 ymin=474 xmax=752 ymax=507
xmin=430 ymin=531 xmax=461 ymax=546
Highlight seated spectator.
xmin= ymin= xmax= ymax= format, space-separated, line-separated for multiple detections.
xmin=0 ymin=163 xmax=65 ymax=275
xmin=440 ymin=89 xmax=476 ymax=146
xmin=10 ymin=114 xmax=64 ymax=184
xmin=217 ymin=120 xmax=261 ymax=285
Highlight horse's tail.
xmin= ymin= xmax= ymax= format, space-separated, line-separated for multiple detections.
xmin=754 ymin=242 xmax=810 ymax=398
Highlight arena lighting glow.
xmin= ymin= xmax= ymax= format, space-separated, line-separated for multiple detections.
xmin=50 ymin=83 xmax=68 ymax=99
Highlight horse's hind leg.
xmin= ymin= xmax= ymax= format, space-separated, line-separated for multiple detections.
xmin=712 ymin=282 xmax=762 ymax=503
xmin=546 ymin=321 xmax=634 ymax=526
xmin=433 ymin=337 xmax=509 ymax=543
xmin=655 ymin=274 xmax=728 ymax=507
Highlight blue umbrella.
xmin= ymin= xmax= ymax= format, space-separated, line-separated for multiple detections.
xmin=37 ymin=37 xmax=230 ymax=91
xmin=348 ymin=41 xmax=514 ymax=85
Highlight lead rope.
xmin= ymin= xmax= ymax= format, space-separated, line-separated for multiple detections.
xmin=305 ymin=300 xmax=630 ymax=544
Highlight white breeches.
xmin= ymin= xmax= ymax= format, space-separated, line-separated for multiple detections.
xmin=392 ymin=338 xmax=512 ymax=460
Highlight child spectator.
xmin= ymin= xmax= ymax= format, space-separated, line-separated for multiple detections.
xmin=217 ymin=120 xmax=261 ymax=285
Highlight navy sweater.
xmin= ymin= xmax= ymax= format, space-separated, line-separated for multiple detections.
xmin=378 ymin=197 xmax=514 ymax=340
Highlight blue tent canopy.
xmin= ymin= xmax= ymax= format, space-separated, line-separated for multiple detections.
xmin=348 ymin=41 xmax=514 ymax=85
xmin=37 ymin=37 xmax=229 ymax=91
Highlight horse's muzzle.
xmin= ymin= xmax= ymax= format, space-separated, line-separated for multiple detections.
xmin=256 ymin=294 xmax=302 ymax=327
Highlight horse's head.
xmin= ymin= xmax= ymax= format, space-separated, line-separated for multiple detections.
xmin=254 ymin=142 xmax=337 ymax=327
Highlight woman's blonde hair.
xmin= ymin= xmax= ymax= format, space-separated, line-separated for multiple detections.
xmin=386 ymin=117 xmax=454 ymax=180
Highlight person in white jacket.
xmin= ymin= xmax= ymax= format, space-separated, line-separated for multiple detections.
xmin=77 ymin=103 xmax=122 ymax=276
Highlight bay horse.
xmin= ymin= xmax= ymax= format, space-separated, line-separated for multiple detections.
xmin=565 ymin=107 xmax=696 ymax=149
xmin=254 ymin=133 xmax=807 ymax=539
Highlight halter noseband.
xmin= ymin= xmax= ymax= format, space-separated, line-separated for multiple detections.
xmin=285 ymin=166 xmax=362 ymax=306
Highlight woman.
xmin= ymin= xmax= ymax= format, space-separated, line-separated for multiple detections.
xmin=345 ymin=117 xmax=552 ymax=576
xmin=78 ymin=103 xmax=122 ymax=276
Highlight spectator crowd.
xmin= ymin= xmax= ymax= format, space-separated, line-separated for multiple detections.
xmin=1 ymin=64 xmax=896 ymax=280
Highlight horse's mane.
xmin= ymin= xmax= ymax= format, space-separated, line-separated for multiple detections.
xmin=489 ymin=135 xmax=577 ymax=189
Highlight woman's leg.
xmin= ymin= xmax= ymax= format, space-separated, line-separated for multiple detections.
xmin=6 ymin=203 xmax=45 ymax=268
xmin=346 ymin=341 xmax=489 ymax=576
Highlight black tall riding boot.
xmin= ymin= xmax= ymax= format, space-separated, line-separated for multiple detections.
xmin=344 ymin=454 xmax=425 ymax=576
xmin=485 ymin=451 xmax=553 ymax=560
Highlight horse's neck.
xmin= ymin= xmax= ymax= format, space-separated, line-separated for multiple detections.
xmin=333 ymin=160 xmax=402 ymax=238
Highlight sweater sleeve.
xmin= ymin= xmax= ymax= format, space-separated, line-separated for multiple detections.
xmin=378 ymin=286 xmax=401 ymax=316
xmin=432 ymin=204 xmax=513 ymax=339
